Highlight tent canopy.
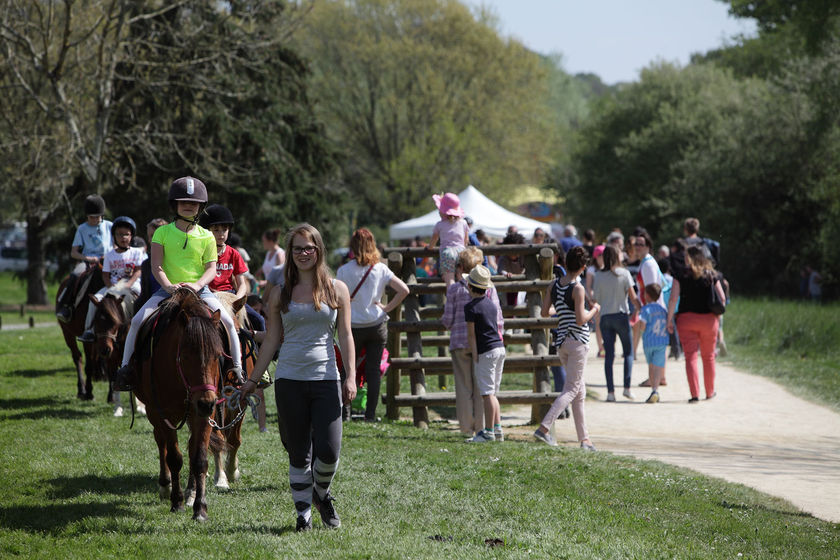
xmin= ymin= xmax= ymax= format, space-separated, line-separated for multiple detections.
xmin=388 ymin=185 xmax=550 ymax=241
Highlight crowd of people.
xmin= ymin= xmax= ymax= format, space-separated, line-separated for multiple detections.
xmin=57 ymin=184 xmax=729 ymax=531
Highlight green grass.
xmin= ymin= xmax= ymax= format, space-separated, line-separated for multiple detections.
xmin=1 ymin=327 xmax=838 ymax=559
xmin=0 ymin=271 xmax=58 ymax=327
xmin=721 ymin=298 xmax=840 ymax=412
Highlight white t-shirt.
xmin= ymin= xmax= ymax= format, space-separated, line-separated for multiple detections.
xmin=103 ymin=246 xmax=147 ymax=294
xmin=336 ymin=260 xmax=395 ymax=328
xmin=638 ymin=254 xmax=665 ymax=307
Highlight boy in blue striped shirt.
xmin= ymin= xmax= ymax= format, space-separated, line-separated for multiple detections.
xmin=639 ymin=283 xmax=669 ymax=403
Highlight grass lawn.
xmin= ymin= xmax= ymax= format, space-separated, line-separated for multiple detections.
xmin=1 ymin=326 xmax=838 ymax=559
xmin=0 ymin=271 xmax=58 ymax=327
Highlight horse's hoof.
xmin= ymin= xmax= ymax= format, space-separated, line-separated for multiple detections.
xmin=82 ymin=393 xmax=94 ymax=401
xmin=193 ymin=512 xmax=208 ymax=522
xmin=170 ymin=505 xmax=185 ymax=513
xmin=76 ymin=392 xmax=86 ymax=400
xmin=232 ymin=469 xmax=241 ymax=483
xmin=185 ymin=491 xmax=195 ymax=507
xmin=159 ymin=484 xmax=171 ymax=501
xmin=215 ymin=480 xmax=230 ymax=491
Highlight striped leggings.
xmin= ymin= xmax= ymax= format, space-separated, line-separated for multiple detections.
xmin=275 ymin=379 xmax=343 ymax=521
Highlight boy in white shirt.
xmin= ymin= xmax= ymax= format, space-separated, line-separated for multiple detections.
xmin=77 ymin=216 xmax=146 ymax=342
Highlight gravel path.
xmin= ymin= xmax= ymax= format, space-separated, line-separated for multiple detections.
xmin=500 ymin=346 xmax=840 ymax=523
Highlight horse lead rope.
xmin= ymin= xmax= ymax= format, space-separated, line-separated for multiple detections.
xmin=209 ymin=385 xmax=261 ymax=431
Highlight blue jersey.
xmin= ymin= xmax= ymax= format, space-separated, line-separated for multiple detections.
xmin=639 ymin=302 xmax=669 ymax=348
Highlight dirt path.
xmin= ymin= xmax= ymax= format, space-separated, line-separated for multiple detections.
xmin=499 ymin=347 xmax=840 ymax=523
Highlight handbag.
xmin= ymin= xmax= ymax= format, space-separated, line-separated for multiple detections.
xmin=708 ymin=272 xmax=726 ymax=315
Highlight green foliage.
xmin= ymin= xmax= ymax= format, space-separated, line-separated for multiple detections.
xmin=291 ymin=0 xmax=571 ymax=228
xmin=2 ymin=326 xmax=840 ymax=558
xmin=554 ymin=58 xmax=837 ymax=294
xmin=722 ymin=0 xmax=840 ymax=53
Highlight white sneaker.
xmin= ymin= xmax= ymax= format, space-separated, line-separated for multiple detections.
xmin=533 ymin=429 xmax=557 ymax=446
xmin=606 ymin=392 xmax=616 ymax=402
xmin=467 ymin=430 xmax=495 ymax=443
xmin=113 ymin=406 xmax=124 ymax=418
xmin=623 ymin=388 xmax=635 ymax=400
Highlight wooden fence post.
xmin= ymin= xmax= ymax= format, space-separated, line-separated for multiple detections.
xmin=527 ymin=247 xmax=555 ymax=423
xmin=386 ymin=252 xmax=403 ymax=421
xmin=400 ymin=253 xmax=429 ymax=428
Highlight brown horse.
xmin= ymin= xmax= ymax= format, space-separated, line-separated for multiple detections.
xmin=200 ymin=292 xmax=258 ymax=493
xmin=89 ymin=285 xmax=145 ymax=416
xmin=131 ymin=287 xmax=224 ymax=522
xmin=56 ymin=265 xmax=106 ymax=400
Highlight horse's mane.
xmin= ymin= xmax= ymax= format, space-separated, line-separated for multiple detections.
xmin=158 ymin=288 xmax=224 ymax=368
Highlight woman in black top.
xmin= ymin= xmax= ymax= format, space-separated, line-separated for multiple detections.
xmin=667 ymin=245 xmax=726 ymax=402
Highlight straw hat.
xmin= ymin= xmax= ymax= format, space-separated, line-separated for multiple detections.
xmin=466 ymin=264 xmax=492 ymax=290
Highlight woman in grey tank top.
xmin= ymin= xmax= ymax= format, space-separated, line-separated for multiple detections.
xmin=241 ymin=223 xmax=356 ymax=532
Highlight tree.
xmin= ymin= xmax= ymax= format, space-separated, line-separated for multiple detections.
xmin=721 ymin=0 xmax=840 ymax=53
xmin=290 ymin=0 xmax=560 ymax=228
xmin=554 ymin=62 xmax=822 ymax=293
xmin=1 ymin=0 xmax=340 ymax=303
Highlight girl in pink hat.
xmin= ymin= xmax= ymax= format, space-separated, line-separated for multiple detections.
xmin=429 ymin=192 xmax=470 ymax=286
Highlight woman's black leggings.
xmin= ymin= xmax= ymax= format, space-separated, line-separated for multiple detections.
xmin=352 ymin=321 xmax=388 ymax=420
xmin=274 ymin=379 xmax=342 ymax=468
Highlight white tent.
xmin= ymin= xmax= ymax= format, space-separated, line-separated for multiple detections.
xmin=388 ymin=185 xmax=550 ymax=241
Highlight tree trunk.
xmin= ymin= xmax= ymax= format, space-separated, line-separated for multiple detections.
xmin=25 ymin=216 xmax=48 ymax=305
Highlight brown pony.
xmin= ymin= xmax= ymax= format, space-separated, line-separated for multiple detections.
xmin=56 ymin=265 xmax=106 ymax=400
xmin=89 ymin=284 xmax=144 ymax=416
xmin=131 ymin=287 xmax=224 ymax=522
xmin=206 ymin=292 xmax=255 ymax=492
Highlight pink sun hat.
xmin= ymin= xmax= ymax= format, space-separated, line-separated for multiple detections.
xmin=593 ymin=244 xmax=606 ymax=259
xmin=432 ymin=192 xmax=464 ymax=218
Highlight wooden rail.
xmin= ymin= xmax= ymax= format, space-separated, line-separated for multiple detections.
xmin=384 ymin=390 xmax=562 ymax=407
xmin=383 ymin=245 xmax=559 ymax=427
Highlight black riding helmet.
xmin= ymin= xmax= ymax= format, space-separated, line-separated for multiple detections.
xmin=84 ymin=194 xmax=106 ymax=216
xmin=111 ymin=216 xmax=137 ymax=241
xmin=199 ymin=204 xmax=234 ymax=229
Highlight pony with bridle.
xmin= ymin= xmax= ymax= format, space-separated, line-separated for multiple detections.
xmin=56 ymin=264 xmax=106 ymax=400
xmin=130 ymin=286 xmax=224 ymax=521
xmin=89 ymin=280 xmax=145 ymax=416
xmin=204 ymin=291 xmax=259 ymax=493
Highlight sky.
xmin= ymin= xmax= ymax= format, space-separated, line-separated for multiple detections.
xmin=464 ymin=0 xmax=757 ymax=84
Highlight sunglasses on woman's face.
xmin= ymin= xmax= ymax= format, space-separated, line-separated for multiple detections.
xmin=292 ymin=245 xmax=317 ymax=255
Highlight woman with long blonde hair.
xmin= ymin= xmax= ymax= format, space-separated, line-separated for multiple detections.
xmin=242 ymin=223 xmax=356 ymax=532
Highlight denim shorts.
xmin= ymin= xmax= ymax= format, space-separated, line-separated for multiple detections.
xmin=644 ymin=345 xmax=667 ymax=368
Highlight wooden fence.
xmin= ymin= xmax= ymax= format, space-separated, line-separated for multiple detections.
xmin=382 ymin=243 xmax=563 ymax=428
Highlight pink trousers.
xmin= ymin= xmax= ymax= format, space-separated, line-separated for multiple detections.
xmin=676 ymin=312 xmax=719 ymax=399
xmin=540 ymin=338 xmax=589 ymax=443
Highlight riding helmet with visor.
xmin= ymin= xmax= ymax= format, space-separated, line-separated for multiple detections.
xmin=84 ymin=194 xmax=106 ymax=217
xmin=199 ymin=204 xmax=234 ymax=229
xmin=111 ymin=216 xmax=137 ymax=242
xmin=168 ymin=176 xmax=208 ymax=214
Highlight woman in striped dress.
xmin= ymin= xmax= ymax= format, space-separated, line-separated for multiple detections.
xmin=534 ymin=247 xmax=600 ymax=451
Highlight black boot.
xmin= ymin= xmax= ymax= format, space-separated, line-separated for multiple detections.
xmin=114 ymin=363 xmax=136 ymax=391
